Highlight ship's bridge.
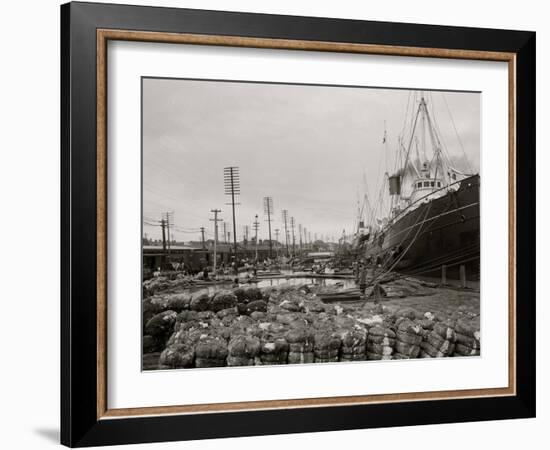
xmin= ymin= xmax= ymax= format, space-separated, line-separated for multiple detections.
xmin=410 ymin=177 xmax=443 ymax=203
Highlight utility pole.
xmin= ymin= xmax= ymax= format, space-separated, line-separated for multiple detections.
xmin=303 ymin=226 xmax=308 ymax=251
xmin=223 ymin=222 xmax=227 ymax=244
xmin=163 ymin=212 xmax=173 ymax=255
xmin=274 ymin=228 xmax=280 ymax=258
xmin=224 ymin=166 xmax=240 ymax=262
xmin=298 ymin=224 xmax=303 ymax=255
xmin=253 ymin=214 xmax=260 ymax=262
xmin=281 ymin=209 xmax=290 ymax=257
xmin=200 ymin=227 xmax=206 ymax=250
xmin=243 ymin=225 xmax=249 ymax=247
xmin=290 ymin=217 xmax=296 ymax=257
xmin=210 ymin=209 xmax=222 ymax=278
xmin=160 ymin=218 xmax=167 ymax=269
xmin=263 ymin=196 xmax=274 ymax=259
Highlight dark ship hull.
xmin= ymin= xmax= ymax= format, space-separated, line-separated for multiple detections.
xmin=362 ymin=175 xmax=480 ymax=279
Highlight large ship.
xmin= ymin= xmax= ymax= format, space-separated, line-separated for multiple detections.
xmin=355 ymin=92 xmax=480 ymax=279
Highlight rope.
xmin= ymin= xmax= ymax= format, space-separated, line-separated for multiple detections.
xmin=367 ymin=200 xmax=433 ymax=287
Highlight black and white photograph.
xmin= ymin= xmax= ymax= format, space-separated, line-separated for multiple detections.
xmin=141 ymin=78 xmax=481 ymax=370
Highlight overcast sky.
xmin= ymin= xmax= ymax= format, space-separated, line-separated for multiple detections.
xmin=142 ymin=78 xmax=479 ymax=243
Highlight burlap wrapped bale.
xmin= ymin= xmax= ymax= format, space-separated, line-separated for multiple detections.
xmin=420 ymin=330 xmax=455 ymax=358
xmin=453 ymin=324 xmax=480 ymax=357
xmin=159 ymin=343 xmax=195 ymax=368
xmin=455 ymin=319 xmax=480 ymax=340
xmin=236 ymin=302 xmax=248 ymax=315
xmin=243 ymin=286 xmax=263 ymax=303
xmin=366 ymin=326 xmax=395 ymax=360
xmin=148 ymin=295 xmax=171 ymax=312
xmin=313 ymin=330 xmax=342 ymax=363
xmin=454 ymin=342 xmax=480 ymax=356
xmin=366 ymin=351 xmax=392 ymax=360
xmin=305 ymin=301 xmax=326 ymax=314
xmin=164 ymin=293 xmax=192 ymax=312
xmin=275 ymin=312 xmax=302 ymax=326
xmin=339 ymin=328 xmax=367 ymax=361
xmin=279 ymin=300 xmax=302 ymax=312
xmin=175 ymin=310 xmax=199 ymax=325
xmin=197 ymin=310 xmax=216 ymax=321
xmin=392 ymin=352 xmax=413 ymax=360
xmin=259 ymin=334 xmax=289 ymax=365
xmin=393 ymin=318 xmax=423 ymax=359
xmin=394 ymin=340 xmax=421 ymax=358
xmin=232 ymin=287 xmax=247 ymax=303
xmin=455 ymin=332 xmax=480 ymax=349
xmin=167 ymin=323 xmax=208 ymax=348
xmin=433 ymin=323 xmax=457 ymax=343
xmin=143 ymin=335 xmax=159 ymax=353
xmin=395 ymin=307 xmax=419 ymax=321
xmin=216 ymin=307 xmax=238 ymax=319
xmin=210 ymin=290 xmax=238 ymax=312
xmin=143 ymin=296 xmax=165 ymax=327
xmin=189 ymin=290 xmax=211 ymax=312
xmin=285 ymin=328 xmax=314 ymax=365
xmin=144 ymin=310 xmax=177 ymax=345
xmin=195 ymin=335 xmax=228 ymax=368
xmin=417 ymin=318 xmax=435 ymax=331
xmin=249 ymin=311 xmax=267 ymax=321
xmin=278 ymin=291 xmax=306 ymax=312
xmin=227 ymin=335 xmax=261 ymax=366
xmin=245 ymin=300 xmax=268 ymax=314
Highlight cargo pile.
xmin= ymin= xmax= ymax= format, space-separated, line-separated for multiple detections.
xmin=143 ymin=282 xmax=480 ymax=370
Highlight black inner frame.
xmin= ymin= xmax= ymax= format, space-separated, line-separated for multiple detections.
xmin=61 ymin=2 xmax=536 ymax=447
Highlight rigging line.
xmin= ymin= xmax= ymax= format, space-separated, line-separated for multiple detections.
xmin=368 ymin=200 xmax=433 ymax=287
xmin=441 ymin=93 xmax=474 ymax=174
xmin=375 ymin=150 xmax=442 ymax=269
xmin=400 ymin=91 xmax=412 ymax=139
xmin=393 ymin=253 xmax=480 ymax=281
xmin=428 ymin=93 xmax=454 ymax=172
xmin=380 ymin=254 xmax=480 ymax=285
xmin=400 ymin=99 xmax=423 ymax=183
xmin=402 ymin=245 xmax=480 ymax=274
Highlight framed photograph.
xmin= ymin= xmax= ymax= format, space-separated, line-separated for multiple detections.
xmin=61 ymin=1 xmax=535 ymax=447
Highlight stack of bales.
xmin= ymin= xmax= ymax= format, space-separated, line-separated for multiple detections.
xmin=285 ymin=328 xmax=315 ymax=364
xmin=393 ymin=318 xmax=423 ymax=359
xmin=158 ymin=319 xmax=204 ymax=369
xmin=313 ymin=329 xmax=342 ymax=363
xmin=227 ymin=335 xmax=261 ymax=366
xmin=420 ymin=323 xmax=457 ymax=358
xmin=454 ymin=319 xmax=481 ymax=357
xmin=366 ymin=326 xmax=395 ymax=360
xmin=340 ymin=328 xmax=368 ymax=361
